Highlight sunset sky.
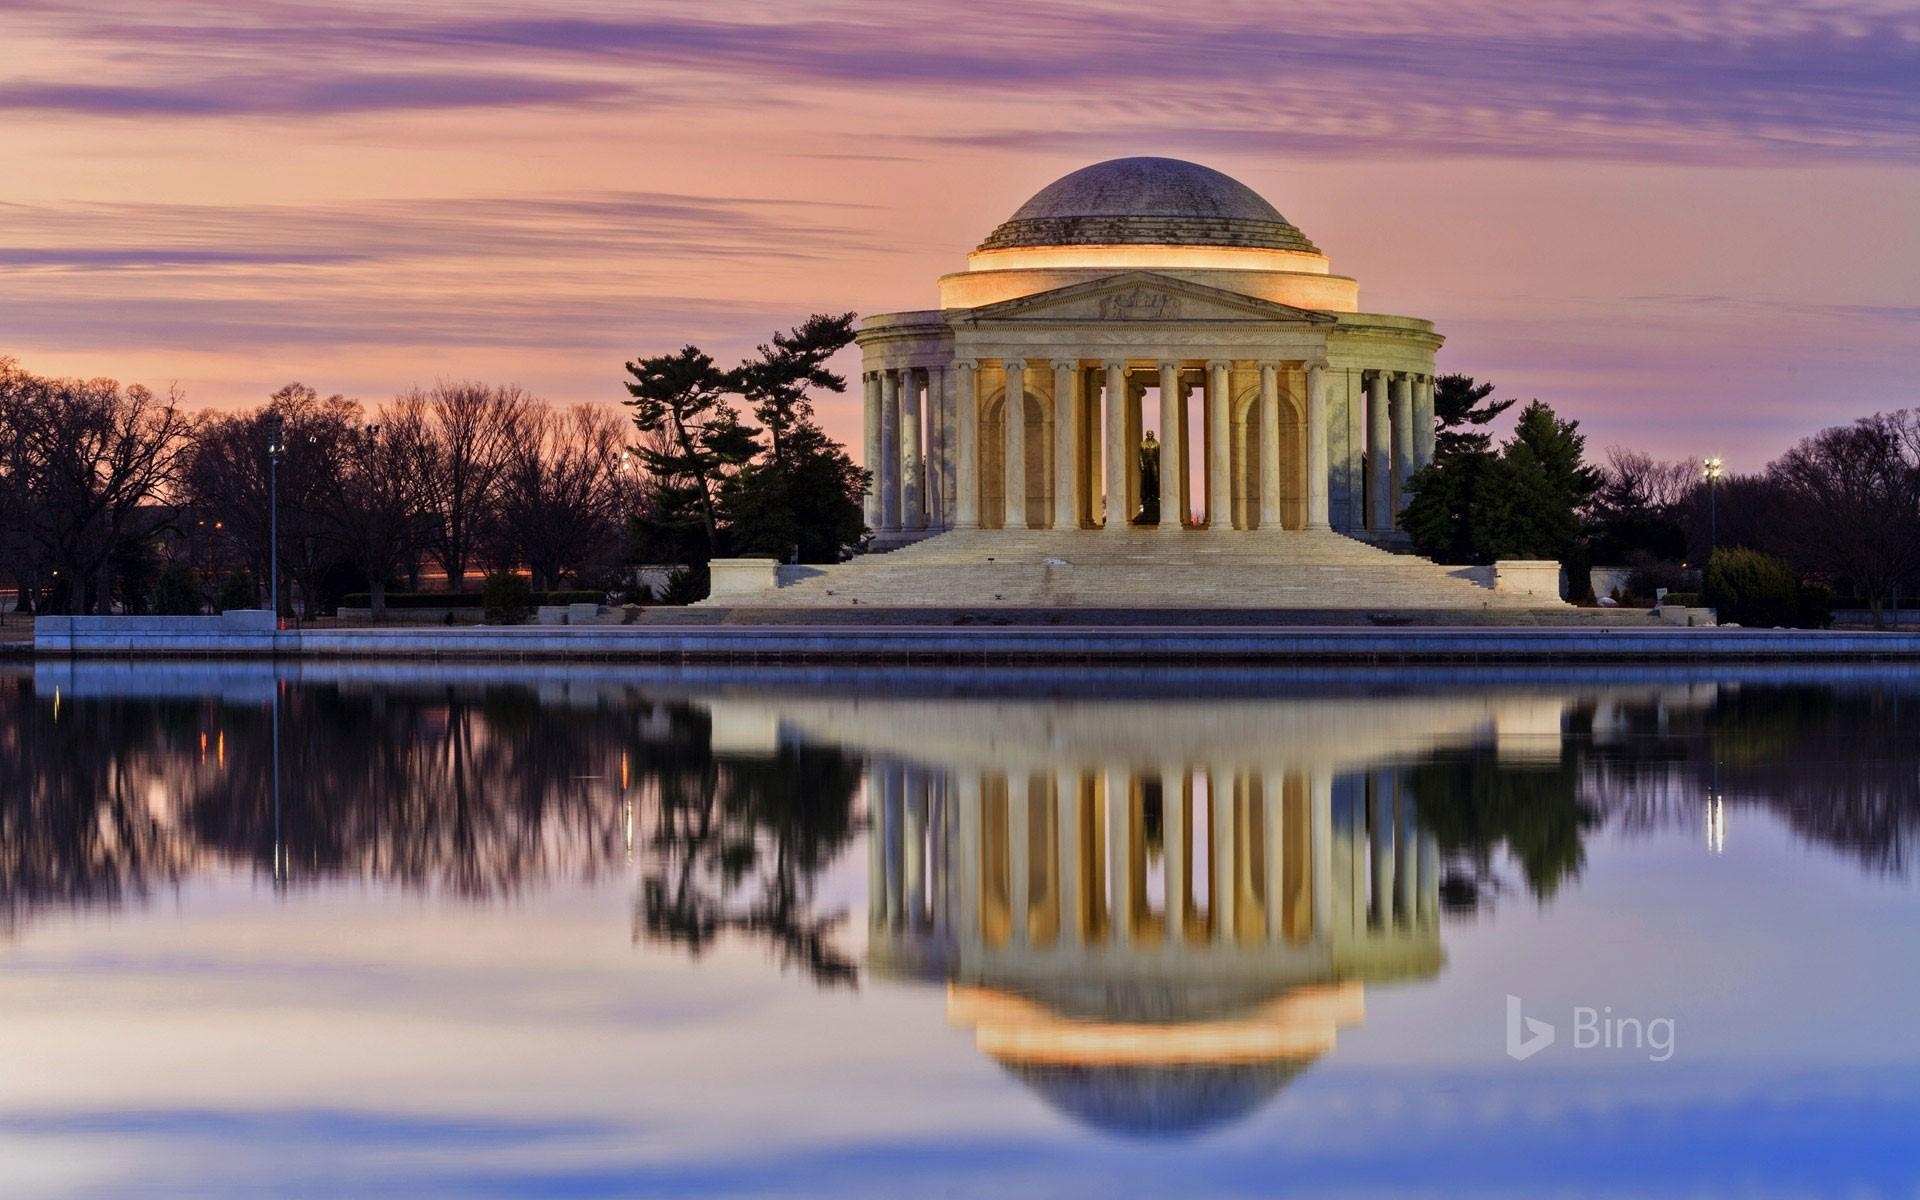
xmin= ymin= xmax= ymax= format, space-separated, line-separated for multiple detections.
xmin=5 ymin=0 xmax=1919 ymax=469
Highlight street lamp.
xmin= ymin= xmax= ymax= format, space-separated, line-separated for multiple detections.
xmin=265 ymin=413 xmax=285 ymax=618
xmin=1701 ymin=455 xmax=1725 ymax=554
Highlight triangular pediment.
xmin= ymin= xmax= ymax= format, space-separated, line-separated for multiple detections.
xmin=961 ymin=271 xmax=1337 ymax=325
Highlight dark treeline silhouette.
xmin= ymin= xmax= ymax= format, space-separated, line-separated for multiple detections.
xmin=0 ymin=673 xmax=864 ymax=986
xmin=1414 ymin=685 xmax=1920 ymax=911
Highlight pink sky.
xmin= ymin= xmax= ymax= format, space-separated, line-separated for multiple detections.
xmin=5 ymin=0 xmax=1919 ymax=471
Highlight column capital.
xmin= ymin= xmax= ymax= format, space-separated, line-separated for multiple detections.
xmin=1050 ymin=358 xmax=1078 ymax=372
xmin=1305 ymin=359 xmax=1330 ymax=373
xmin=1101 ymin=359 xmax=1127 ymax=372
xmin=1003 ymin=358 xmax=1027 ymax=372
xmin=953 ymin=357 xmax=978 ymax=371
xmin=1206 ymin=358 xmax=1232 ymax=372
xmin=1259 ymin=361 xmax=1279 ymax=377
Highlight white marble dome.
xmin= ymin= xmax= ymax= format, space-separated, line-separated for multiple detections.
xmin=978 ymin=157 xmax=1319 ymax=254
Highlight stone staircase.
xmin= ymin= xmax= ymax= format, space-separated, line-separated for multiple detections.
xmin=711 ymin=529 xmax=1561 ymax=611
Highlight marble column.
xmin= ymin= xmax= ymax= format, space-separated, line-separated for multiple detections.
xmin=879 ymin=369 xmax=902 ymax=532
xmin=954 ymin=360 xmax=979 ymax=530
xmin=926 ymin=366 xmax=947 ymax=529
xmin=1158 ymin=361 xmax=1185 ymax=531
xmin=1003 ymin=359 xmax=1027 ymax=530
xmin=1391 ymin=372 xmax=1414 ymax=517
xmin=1306 ymin=361 xmax=1330 ymax=530
xmin=1413 ymin=375 xmax=1436 ymax=470
xmin=900 ymin=367 xmax=925 ymax=531
xmin=1052 ymin=360 xmax=1078 ymax=530
xmin=1365 ymin=370 xmax=1391 ymax=532
xmin=1258 ymin=363 xmax=1282 ymax=530
xmin=862 ymin=372 xmax=882 ymax=530
xmin=1206 ymin=360 xmax=1232 ymax=529
xmin=1103 ymin=361 xmax=1128 ymax=533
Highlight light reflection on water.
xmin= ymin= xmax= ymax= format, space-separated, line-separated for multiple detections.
xmin=2 ymin=664 xmax=1917 ymax=1197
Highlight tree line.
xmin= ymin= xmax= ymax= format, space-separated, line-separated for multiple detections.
xmin=1403 ymin=376 xmax=1920 ymax=625
xmin=1 ymin=314 xmax=868 ymax=618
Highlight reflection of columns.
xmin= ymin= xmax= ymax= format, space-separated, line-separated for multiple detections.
xmin=1369 ymin=773 xmax=1396 ymax=929
xmin=1258 ymin=363 xmax=1282 ymax=529
xmin=1391 ymin=372 xmax=1414 ymax=517
xmin=1210 ymin=771 xmax=1235 ymax=941
xmin=1164 ymin=768 xmax=1190 ymax=939
xmin=1103 ymin=361 xmax=1127 ymax=532
xmin=956 ymin=772 xmax=982 ymax=943
xmin=1311 ymin=769 xmax=1333 ymax=938
xmin=862 ymin=372 xmax=882 ymax=530
xmin=1207 ymin=360 xmax=1231 ymax=529
xmin=1003 ymin=360 xmax=1027 ymax=530
xmin=954 ymin=360 xmax=979 ymax=530
xmin=1008 ymin=774 xmax=1030 ymax=945
xmin=879 ymin=370 xmax=902 ymax=532
xmin=1395 ymin=785 xmax=1416 ymax=927
xmin=1106 ymin=767 xmax=1132 ymax=943
xmin=1052 ymin=360 xmax=1078 ymax=530
xmin=883 ymin=765 xmax=905 ymax=927
xmin=1413 ymin=375 xmax=1436 ymax=471
xmin=1262 ymin=771 xmax=1285 ymax=940
xmin=1158 ymin=361 xmax=1186 ymax=531
xmin=1055 ymin=770 xmax=1080 ymax=938
xmin=905 ymin=771 xmax=928 ymax=928
xmin=1306 ymin=361 xmax=1330 ymax=530
xmin=1365 ymin=371 xmax=1390 ymax=531
xmin=900 ymin=368 xmax=925 ymax=531
xmin=866 ymin=769 xmax=885 ymax=929
xmin=1419 ymin=833 xmax=1440 ymax=924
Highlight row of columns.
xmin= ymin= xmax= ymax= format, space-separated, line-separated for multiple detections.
xmin=866 ymin=360 xmax=1436 ymax=536
xmin=870 ymin=762 xmax=1442 ymax=948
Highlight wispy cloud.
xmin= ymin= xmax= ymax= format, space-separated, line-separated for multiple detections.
xmin=0 ymin=73 xmax=631 ymax=118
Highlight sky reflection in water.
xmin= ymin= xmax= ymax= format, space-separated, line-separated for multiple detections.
xmin=1 ymin=664 xmax=1917 ymax=1198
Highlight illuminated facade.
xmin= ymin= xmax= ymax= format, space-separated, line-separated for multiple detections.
xmin=858 ymin=157 xmax=1442 ymax=541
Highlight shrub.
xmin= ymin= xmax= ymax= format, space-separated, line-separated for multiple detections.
xmin=151 ymin=561 xmax=204 ymax=615
xmin=658 ymin=565 xmax=709 ymax=605
xmin=1796 ymin=581 xmax=1835 ymax=629
xmin=215 ymin=570 xmax=257 ymax=612
xmin=481 ymin=572 xmax=536 ymax=625
xmin=1703 ymin=548 xmax=1800 ymax=628
xmin=1662 ymin=592 xmax=1701 ymax=608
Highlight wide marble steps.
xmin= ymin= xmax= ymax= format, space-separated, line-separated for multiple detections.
xmin=716 ymin=529 xmax=1556 ymax=610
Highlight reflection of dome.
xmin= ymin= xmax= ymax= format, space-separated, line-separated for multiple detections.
xmin=948 ymin=982 xmax=1360 ymax=1140
xmin=978 ymin=157 xmax=1319 ymax=254
xmin=1000 ymin=1060 xmax=1312 ymax=1139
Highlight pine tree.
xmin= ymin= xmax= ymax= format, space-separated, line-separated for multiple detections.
xmin=1432 ymin=374 xmax=1517 ymax=459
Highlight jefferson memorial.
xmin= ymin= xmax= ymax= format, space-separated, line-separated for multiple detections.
xmin=719 ymin=157 xmax=1560 ymax=611
xmin=859 ymin=156 xmax=1438 ymax=540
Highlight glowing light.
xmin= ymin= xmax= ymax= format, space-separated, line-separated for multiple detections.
xmin=1702 ymin=455 xmax=1725 ymax=482
xmin=1706 ymin=795 xmax=1726 ymax=854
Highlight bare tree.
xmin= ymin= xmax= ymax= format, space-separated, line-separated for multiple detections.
xmin=1766 ymin=410 xmax=1920 ymax=625
xmin=406 ymin=381 xmax=531 ymax=591
xmin=314 ymin=402 xmax=426 ymax=619
xmin=491 ymin=403 xmax=633 ymax=591
xmin=15 ymin=370 xmax=197 ymax=613
xmin=186 ymin=384 xmax=360 ymax=615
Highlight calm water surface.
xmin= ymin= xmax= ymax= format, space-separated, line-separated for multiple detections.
xmin=2 ymin=663 xmax=1917 ymax=1198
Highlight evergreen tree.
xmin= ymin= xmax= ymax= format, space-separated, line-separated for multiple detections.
xmin=1405 ymin=400 xmax=1596 ymax=565
xmin=733 ymin=313 xmax=856 ymax=466
xmin=623 ymin=346 xmax=757 ymax=556
xmin=1432 ymin=374 xmax=1517 ymax=459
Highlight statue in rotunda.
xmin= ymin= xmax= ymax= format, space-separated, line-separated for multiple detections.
xmin=1135 ymin=430 xmax=1161 ymax=525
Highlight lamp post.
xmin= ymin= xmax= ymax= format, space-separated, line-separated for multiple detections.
xmin=1701 ymin=455 xmax=1724 ymax=555
xmin=265 ymin=414 xmax=285 ymax=618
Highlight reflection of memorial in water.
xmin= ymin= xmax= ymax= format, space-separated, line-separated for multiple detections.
xmin=846 ymin=698 xmax=1458 ymax=1138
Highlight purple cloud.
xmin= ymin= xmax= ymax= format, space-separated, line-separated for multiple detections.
xmin=0 ymin=72 xmax=631 ymax=117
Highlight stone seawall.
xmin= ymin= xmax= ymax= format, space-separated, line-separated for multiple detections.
xmin=32 ymin=622 xmax=1920 ymax=663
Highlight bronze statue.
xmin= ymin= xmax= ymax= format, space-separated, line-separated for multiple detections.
xmin=1134 ymin=430 xmax=1161 ymax=525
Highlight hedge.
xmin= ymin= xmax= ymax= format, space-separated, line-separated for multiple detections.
xmin=342 ymin=590 xmax=602 ymax=609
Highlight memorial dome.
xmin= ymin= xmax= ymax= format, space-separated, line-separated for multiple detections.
xmin=977 ymin=157 xmax=1319 ymax=254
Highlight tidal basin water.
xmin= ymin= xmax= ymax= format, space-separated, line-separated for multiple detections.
xmin=3 ymin=664 xmax=1918 ymax=1199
